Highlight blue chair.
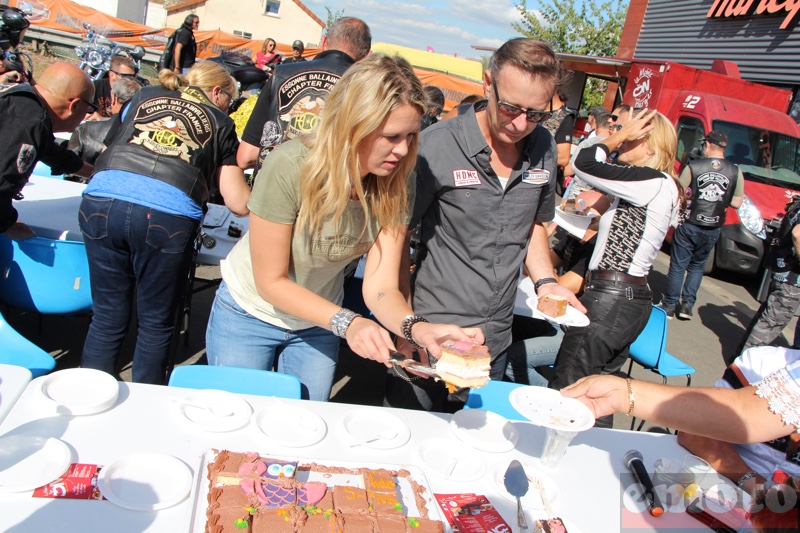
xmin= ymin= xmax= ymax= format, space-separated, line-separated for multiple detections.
xmin=627 ymin=305 xmax=696 ymax=430
xmin=168 ymin=365 xmax=302 ymax=399
xmin=0 ymin=310 xmax=56 ymax=378
xmin=32 ymin=161 xmax=64 ymax=180
xmin=465 ymin=380 xmax=527 ymax=421
xmin=0 ymin=236 xmax=92 ymax=314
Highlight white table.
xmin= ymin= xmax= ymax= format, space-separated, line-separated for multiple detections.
xmin=0 ymin=364 xmax=32 ymax=425
xmin=0 ymin=379 xmax=726 ymax=532
xmin=13 ymin=175 xmax=247 ymax=266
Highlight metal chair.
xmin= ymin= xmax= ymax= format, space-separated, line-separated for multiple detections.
xmin=0 ymin=309 xmax=56 ymax=378
xmin=464 ymin=380 xmax=528 ymax=421
xmin=627 ymin=304 xmax=696 ymax=430
xmin=167 ymin=365 xmax=303 ymax=399
xmin=0 ymin=236 xmax=92 ymax=314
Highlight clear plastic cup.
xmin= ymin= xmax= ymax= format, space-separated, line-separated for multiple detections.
xmin=653 ymin=457 xmax=695 ymax=505
xmin=539 ymin=428 xmax=579 ymax=468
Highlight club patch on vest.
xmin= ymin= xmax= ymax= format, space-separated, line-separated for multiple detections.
xmin=278 ymin=70 xmax=340 ymax=141
xmin=711 ymin=159 xmax=722 ymax=170
xmin=16 ymin=144 xmax=35 ymax=173
xmin=129 ymin=96 xmax=213 ymax=164
xmin=522 ymin=169 xmax=550 ymax=185
xmin=453 ymin=169 xmax=481 ymax=187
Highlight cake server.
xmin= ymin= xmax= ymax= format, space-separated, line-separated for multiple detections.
xmin=504 ymin=460 xmax=529 ymax=529
xmin=387 ymin=350 xmax=442 ymax=378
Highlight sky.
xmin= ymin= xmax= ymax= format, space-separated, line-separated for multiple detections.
xmin=305 ymin=0 xmax=526 ymax=62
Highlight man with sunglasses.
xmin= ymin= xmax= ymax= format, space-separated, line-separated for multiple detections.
xmin=90 ymin=55 xmax=137 ymax=120
xmin=385 ymin=38 xmax=584 ymax=412
xmin=0 ymin=62 xmax=94 ymax=240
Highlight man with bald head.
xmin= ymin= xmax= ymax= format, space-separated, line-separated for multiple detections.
xmin=0 ymin=62 xmax=94 ymax=239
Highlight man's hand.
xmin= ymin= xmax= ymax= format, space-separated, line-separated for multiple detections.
xmin=537 ymin=281 xmax=587 ymax=313
xmin=2 ymin=222 xmax=36 ymax=240
xmin=0 ymin=71 xmax=21 ymax=84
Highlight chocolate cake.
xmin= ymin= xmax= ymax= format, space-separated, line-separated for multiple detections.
xmin=537 ymin=294 xmax=568 ymax=318
xmin=433 ymin=341 xmax=491 ymax=392
xmin=534 ymin=517 xmax=569 ymax=532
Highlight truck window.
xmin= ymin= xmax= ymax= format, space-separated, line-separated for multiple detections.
xmin=714 ymin=120 xmax=800 ymax=188
xmin=676 ymin=118 xmax=705 ymax=168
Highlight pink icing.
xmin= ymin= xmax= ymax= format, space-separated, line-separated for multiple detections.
xmin=297 ymin=482 xmax=327 ymax=506
xmin=240 ymin=478 xmax=256 ymax=495
xmin=446 ymin=340 xmax=475 ymax=352
xmin=237 ymin=460 xmax=267 ymax=477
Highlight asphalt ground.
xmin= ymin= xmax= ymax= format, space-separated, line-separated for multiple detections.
xmin=4 ymin=250 xmax=793 ymax=431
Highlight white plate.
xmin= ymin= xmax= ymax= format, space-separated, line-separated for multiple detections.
xmin=98 ymin=453 xmax=192 ymax=511
xmin=415 ymin=437 xmax=487 ymax=482
xmin=449 ymin=409 xmax=519 ymax=453
xmin=525 ymin=293 xmax=590 ymax=327
xmin=0 ymin=436 xmax=72 ymax=492
xmin=508 ymin=386 xmax=595 ymax=432
xmin=255 ymin=401 xmax=327 ymax=447
xmin=174 ymin=390 xmax=252 ymax=433
xmin=40 ymin=368 xmax=119 ymax=415
xmin=340 ymin=408 xmax=411 ymax=450
xmin=554 ymin=207 xmax=597 ymax=239
xmin=491 ymin=461 xmax=561 ymax=509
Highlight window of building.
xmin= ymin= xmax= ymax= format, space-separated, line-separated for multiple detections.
xmin=233 ymin=30 xmax=252 ymax=39
xmin=264 ymin=1 xmax=280 ymax=16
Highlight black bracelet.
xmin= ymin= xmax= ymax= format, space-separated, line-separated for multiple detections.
xmin=401 ymin=314 xmax=428 ymax=350
xmin=534 ymin=277 xmax=558 ymax=291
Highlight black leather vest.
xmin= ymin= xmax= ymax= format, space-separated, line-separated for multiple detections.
xmin=685 ymin=157 xmax=739 ymax=228
xmin=94 ymin=85 xmax=232 ymax=207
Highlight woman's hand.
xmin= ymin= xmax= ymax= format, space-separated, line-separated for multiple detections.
xmin=560 ymin=375 xmax=628 ymax=418
xmin=411 ymin=322 xmax=485 ymax=359
xmin=344 ymin=317 xmax=396 ymax=365
xmin=618 ymin=108 xmax=657 ymax=142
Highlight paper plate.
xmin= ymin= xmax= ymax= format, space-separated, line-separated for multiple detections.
xmin=40 ymin=368 xmax=119 ymax=415
xmin=0 ymin=436 xmax=72 ymax=492
xmin=508 ymin=386 xmax=595 ymax=432
xmin=525 ymin=294 xmax=590 ymax=327
xmin=98 ymin=453 xmax=192 ymax=511
xmin=490 ymin=460 xmax=561 ymax=510
xmin=255 ymin=402 xmax=327 ymax=447
xmin=340 ymin=408 xmax=411 ymax=450
xmin=174 ymin=390 xmax=252 ymax=432
xmin=415 ymin=437 xmax=487 ymax=482
xmin=449 ymin=409 xmax=519 ymax=453
xmin=531 ymin=516 xmax=585 ymax=533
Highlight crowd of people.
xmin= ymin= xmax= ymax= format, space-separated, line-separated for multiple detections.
xmin=2 ymin=17 xmax=800 ymax=530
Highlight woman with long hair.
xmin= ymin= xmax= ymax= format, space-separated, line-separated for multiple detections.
xmin=79 ymin=62 xmax=250 ymax=384
xmin=206 ymin=54 xmax=483 ymax=401
xmin=255 ymin=37 xmax=281 ymax=72
xmin=549 ymin=109 xmax=684 ymax=427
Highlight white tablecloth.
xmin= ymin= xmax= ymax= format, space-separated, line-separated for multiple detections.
xmin=0 ymin=378 xmax=720 ymax=533
xmin=0 ymin=364 xmax=32 ymax=425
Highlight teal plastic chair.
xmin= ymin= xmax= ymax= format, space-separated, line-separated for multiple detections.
xmin=0 ymin=310 xmax=56 ymax=378
xmin=168 ymin=365 xmax=302 ymax=399
xmin=0 ymin=236 xmax=92 ymax=314
xmin=465 ymin=380 xmax=527 ymax=421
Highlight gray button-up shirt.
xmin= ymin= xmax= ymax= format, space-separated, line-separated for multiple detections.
xmin=411 ymin=100 xmax=557 ymax=357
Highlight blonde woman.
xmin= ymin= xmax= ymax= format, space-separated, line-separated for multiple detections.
xmin=550 ymin=109 xmax=684 ymax=427
xmin=255 ymin=37 xmax=281 ymax=72
xmin=206 ymin=55 xmax=483 ymax=401
xmin=80 ymin=62 xmax=250 ymax=384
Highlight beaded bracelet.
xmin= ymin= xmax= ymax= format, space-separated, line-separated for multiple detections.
xmin=534 ymin=277 xmax=558 ymax=291
xmin=401 ymin=315 xmax=428 ymax=350
xmin=626 ymin=378 xmax=635 ymax=417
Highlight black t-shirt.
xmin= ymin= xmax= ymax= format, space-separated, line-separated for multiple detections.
xmin=281 ymin=57 xmax=307 ymax=64
xmin=92 ymin=78 xmax=113 ymax=119
xmin=175 ymin=28 xmax=196 ymax=69
xmin=554 ymin=112 xmax=575 ymax=145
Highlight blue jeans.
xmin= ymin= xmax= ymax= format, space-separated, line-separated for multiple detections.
xmin=662 ymin=223 xmax=721 ymax=307
xmin=206 ymin=281 xmax=340 ymax=401
xmin=79 ymin=195 xmax=200 ymax=384
xmin=504 ymin=324 xmax=563 ymax=386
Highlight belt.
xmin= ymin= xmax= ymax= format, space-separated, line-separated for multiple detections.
xmin=586 ymin=269 xmax=647 ymax=285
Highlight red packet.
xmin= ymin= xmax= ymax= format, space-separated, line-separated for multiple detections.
xmin=435 ymin=494 xmax=511 ymax=533
xmin=33 ymin=463 xmax=104 ymax=500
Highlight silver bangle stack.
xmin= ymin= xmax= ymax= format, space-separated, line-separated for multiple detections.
xmin=329 ymin=308 xmax=361 ymax=339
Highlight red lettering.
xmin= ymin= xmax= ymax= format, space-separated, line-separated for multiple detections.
xmin=707 ymin=0 xmax=800 ymax=27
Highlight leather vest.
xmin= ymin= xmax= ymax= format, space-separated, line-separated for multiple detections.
xmin=94 ymin=85 xmax=233 ymax=207
xmin=685 ymin=157 xmax=739 ymax=228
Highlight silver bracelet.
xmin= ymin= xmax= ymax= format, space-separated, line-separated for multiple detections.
xmin=329 ymin=308 xmax=361 ymax=339
xmin=736 ymin=470 xmax=758 ymax=488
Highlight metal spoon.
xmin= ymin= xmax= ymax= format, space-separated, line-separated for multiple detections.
xmin=348 ymin=429 xmax=398 ymax=447
xmin=171 ymin=398 xmax=234 ymax=417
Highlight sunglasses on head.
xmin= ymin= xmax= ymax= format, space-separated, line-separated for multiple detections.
xmin=492 ymin=83 xmax=553 ymax=123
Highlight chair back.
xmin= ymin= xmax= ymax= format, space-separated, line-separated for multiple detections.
xmin=464 ymin=380 xmax=527 ymax=421
xmin=0 ymin=310 xmax=56 ymax=378
xmin=0 ymin=236 xmax=92 ymax=314
xmin=168 ymin=365 xmax=302 ymax=399
xmin=628 ymin=305 xmax=668 ymax=369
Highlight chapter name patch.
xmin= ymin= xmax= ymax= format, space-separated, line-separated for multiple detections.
xmin=453 ymin=169 xmax=481 ymax=187
xmin=522 ymin=169 xmax=550 ymax=185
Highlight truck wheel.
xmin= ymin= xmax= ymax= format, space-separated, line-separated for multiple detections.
xmin=703 ymin=245 xmax=716 ymax=275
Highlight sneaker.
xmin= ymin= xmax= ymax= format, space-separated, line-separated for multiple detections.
xmin=655 ymin=300 xmax=675 ymax=319
xmin=676 ymin=302 xmax=693 ymax=320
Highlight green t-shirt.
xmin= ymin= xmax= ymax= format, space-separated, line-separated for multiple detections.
xmin=221 ymin=138 xmax=413 ymax=330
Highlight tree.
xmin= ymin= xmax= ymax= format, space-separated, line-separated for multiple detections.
xmin=513 ymin=0 xmax=628 ymax=109
xmin=324 ymin=7 xmax=345 ymax=29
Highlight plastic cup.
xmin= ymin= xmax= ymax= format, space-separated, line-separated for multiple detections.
xmin=653 ymin=457 xmax=695 ymax=504
xmin=539 ymin=428 xmax=579 ymax=468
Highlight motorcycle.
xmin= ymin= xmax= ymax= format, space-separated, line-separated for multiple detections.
xmin=74 ymin=22 xmax=147 ymax=84
xmin=0 ymin=6 xmax=33 ymax=83
xmin=205 ymin=51 xmax=267 ymax=114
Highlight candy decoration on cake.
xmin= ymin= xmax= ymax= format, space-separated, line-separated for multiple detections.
xmin=265 ymin=459 xmax=297 ymax=479
xmin=409 ymin=517 xmax=420 ymax=527
xmin=237 ymin=459 xmax=267 ymax=477
xmin=234 ymin=518 xmax=248 ymax=529
xmin=257 ymin=481 xmax=296 ymax=507
xmin=297 ymin=481 xmax=327 ymax=506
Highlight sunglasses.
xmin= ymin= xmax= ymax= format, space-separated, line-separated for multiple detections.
xmin=609 ymin=124 xmax=623 ymax=132
xmin=77 ymin=97 xmax=99 ymax=114
xmin=492 ymin=83 xmax=553 ymax=123
xmin=111 ymin=69 xmax=137 ymax=78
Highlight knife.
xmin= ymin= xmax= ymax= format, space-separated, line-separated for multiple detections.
xmin=387 ymin=350 xmax=442 ymax=378
xmin=504 ymin=460 xmax=529 ymax=530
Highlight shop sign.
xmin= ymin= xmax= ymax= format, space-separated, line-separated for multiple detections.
xmin=707 ymin=0 xmax=800 ymax=29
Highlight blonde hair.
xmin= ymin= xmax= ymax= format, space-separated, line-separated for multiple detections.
xmin=261 ymin=37 xmax=276 ymax=54
xmin=157 ymin=63 xmax=238 ymax=100
xmin=640 ymin=111 xmax=686 ymax=210
xmin=297 ymin=54 xmax=425 ymax=238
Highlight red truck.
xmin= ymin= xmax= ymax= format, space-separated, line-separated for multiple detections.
xmin=563 ymin=56 xmax=800 ymax=278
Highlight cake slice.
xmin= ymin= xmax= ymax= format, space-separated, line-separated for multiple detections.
xmin=534 ymin=517 xmax=569 ymax=532
xmin=537 ymin=294 xmax=568 ymax=318
xmin=433 ymin=341 xmax=491 ymax=392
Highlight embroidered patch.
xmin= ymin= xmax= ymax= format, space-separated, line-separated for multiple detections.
xmin=453 ymin=169 xmax=481 ymax=187
xmin=521 ymin=169 xmax=550 ymax=185
xmin=16 ymin=144 xmax=36 ymax=174
xmin=711 ymin=159 xmax=722 ymax=170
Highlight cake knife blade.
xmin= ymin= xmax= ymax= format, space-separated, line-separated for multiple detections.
xmin=387 ymin=350 xmax=442 ymax=378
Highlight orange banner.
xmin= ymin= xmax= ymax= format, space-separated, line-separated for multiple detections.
xmin=414 ymin=68 xmax=483 ymax=112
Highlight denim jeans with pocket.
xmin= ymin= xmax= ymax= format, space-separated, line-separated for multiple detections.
xmin=662 ymin=223 xmax=720 ymax=307
xmin=206 ymin=281 xmax=340 ymax=401
xmin=79 ymin=195 xmax=200 ymax=384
